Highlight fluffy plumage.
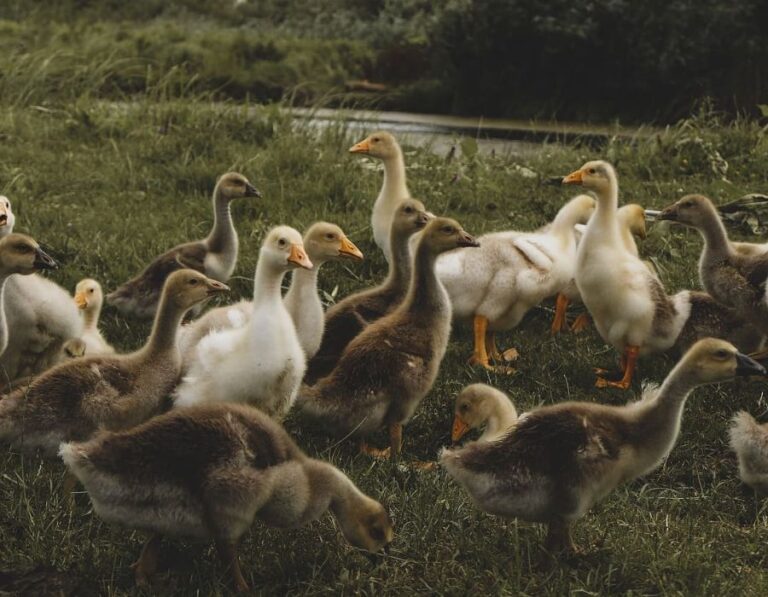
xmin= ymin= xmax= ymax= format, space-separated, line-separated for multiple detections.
xmin=305 ymin=199 xmax=430 ymax=383
xmin=74 ymin=278 xmax=115 ymax=355
xmin=297 ymin=217 xmax=479 ymax=460
xmin=729 ymin=411 xmax=768 ymax=494
xmin=60 ymin=402 xmax=393 ymax=592
xmin=107 ymin=172 xmax=260 ymax=319
xmin=175 ymin=226 xmax=311 ymax=419
xmin=441 ymin=339 xmax=766 ymax=552
xmin=0 ymin=270 xmax=228 ymax=456
xmin=349 ymin=131 xmax=411 ymax=262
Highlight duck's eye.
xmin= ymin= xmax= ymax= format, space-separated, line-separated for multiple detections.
xmin=714 ymin=349 xmax=730 ymax=359
xmin=15 ymin=244 xmax=31 ymax=253
xmin=278 ymin=238 xmax=287 ymax=248
xmin=325 ymin=233 xmax=335 ymax=241
xmin=682 ymin=201 xmax=694 ymax=208
xmin=372 ymin=137 xmax=380 ymax=143
xmin=188 ymin=278 xmax=199 ymax=286
xmin=588 ymin=168 xmax=597 ymax=175
xmin=89 ymin=288 xmax=95 ymax=294
xmin=459 ymin=404 xmax=468 ymax=412
xmin=441 ymin=226 xmax=454 ymax=234
xmin=404 ymin=206 xmax=413 ymax=214
xmin=4 ymin=202 xmax=8 ymax=208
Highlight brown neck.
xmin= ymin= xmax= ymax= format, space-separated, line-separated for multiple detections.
xmin=698 ymin=207 xmax=732 ymax=257
xmin=382 ymin=227 xmax=415 ymax=293
xmin=143 ymin=292 xmax=187 ymax=357
xmin=206 ymin=186 xmax=236 ymax=254
xmin=399 ymin=239 xmax=446 ymax=317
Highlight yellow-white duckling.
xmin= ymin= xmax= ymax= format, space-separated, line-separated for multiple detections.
xmin=451 ymin=383 xmax=518 ymax=444
xmin=0 ymin=195 xmax=16 ymax=235
xmin=60 ymin=403 xmax=393 ymax=593
xmin=0 ymin=234 xmax=58 ymax=356
xmin=178 ymin=223 xmax=363 ymax=363
xmin=729 ymin=411 xmax=768 ymax=494
xmin=436 ymin=194 xmax=595 ymax=372
xmin=349 ymin=131 xmax=411 ymax=262
xmin=107 ymin=172 xmax=260 ymax=319
xmin=553 ymin=203 xmax=649 ymax=334
xmin=73 ymin=278 xmax=115 ymax=355
xmin=0 ymin=270 xmax=228 ymax=456
xmin=175 ymin=227 xmax=312 ymax=418
xmin=441 ymin=338 xmax=766 ymax=553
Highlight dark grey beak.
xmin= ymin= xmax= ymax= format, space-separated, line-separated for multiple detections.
xmin=644 ymin=209 xmax=661 ymax=221
xmin=34 ymin=247 xmax=57 ymax=270
xmin=735 ymin=352 xmax=767 ymax=376
xmin=245 ymin=183 xmax=262 ymax=198
xmin=656 ymin=207 xmax=678 ymax=222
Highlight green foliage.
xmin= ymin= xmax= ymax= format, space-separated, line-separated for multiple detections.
xmin=1 ymin=98 xmax=768 ymax=593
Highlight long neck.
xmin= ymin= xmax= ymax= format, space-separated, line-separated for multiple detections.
xmin=284 ymin=261 xmax=321 ymax=308
xmin=382 ymin=229 xmax=413 ymax=292
xmin=144 ymin=292 xmax=186 ymax=356
xmin=549 ymin=205 xmax=582 ymax=247
xmin=206 ymin=187 xmax=236 ymax=254
xmin=590 ymin=178 xmax=621 ymax=245
xmin=251 ymin=254 xmax=287 ymax=308
xmin=0 ymin=274 xmax=9 ymax=355
xmin=380 ymin=148 xmax=409 ymax=205
xmin=83 ymin=302 xmax=101 ymax=330
xmin=480 ymin=400 xmax=518 ymax=442
xmin=698 ymin=208 xmax=732 ymax=257
xmin=400 ymin=241 xmax=446 ymax=317
xmin=633 ymin=365 xmax=696 ymax=458
xmin=301 ymin=460 xmax=364 ymax=525
xmin=619 ymin=225 xmax=639 ymax=256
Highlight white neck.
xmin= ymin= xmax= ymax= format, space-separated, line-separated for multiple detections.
xmin=479 ymin=399 xmax=518 ymax=442
xmin=251 ymin=253 xmax=288 ymax=310
xmin=587 ymin=178 xmax=621 ymax=246
xmin=0 ymin=274 xmax=9 ymax=355
xmin=379 ymin=147 xmax=409 ymax=208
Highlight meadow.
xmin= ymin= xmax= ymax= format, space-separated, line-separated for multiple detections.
xmin=1 ymin=97 xmax=768 ymax=596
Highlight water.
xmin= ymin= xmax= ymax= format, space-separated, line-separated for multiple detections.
xmin=289 ymin=107 xmax=647 ymax=157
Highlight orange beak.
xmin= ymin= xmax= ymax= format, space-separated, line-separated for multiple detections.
xmin=288 ymin=244 xmax=314 ymax=270
xmin=349 ymin=139 xmax=371 ymax=154
xmin=338 ymin=236 xmax=364 ymax=261
xmin=74 ymin=292 xmax=88 ymax=309
xmin=562 ymin=169 xmax=584 ymax=185
xmin=451 ymin=414 xmax=471 ymax=442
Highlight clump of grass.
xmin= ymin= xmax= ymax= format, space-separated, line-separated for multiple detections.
xmin=1 ymin=98 xmax=768 ymax=594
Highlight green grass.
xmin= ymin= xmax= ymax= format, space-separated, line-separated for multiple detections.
xmin=2 ymin=98 xmax=768 ymax=595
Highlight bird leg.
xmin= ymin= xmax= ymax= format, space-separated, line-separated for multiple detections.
xmin=570 ymin=312 xmax=591 ymax=333
xmin=215 ymin=539 xmax=249 ymax=594
xmin=544 ymin=519 xmax=578 ymax=554
xmin=359 ymin=440 xmax=391 ymax=459
xmin=469 ymin=315 xmax=516 ymax=373
xmin=550 ymin=293 xmax=569 ymax=335
xmin=132 ymin=534 xmax=162 ymax=588
xmin=595 ymin=345 xmax=639 ymax=390
xmin=389 ymin=422 xmax=403 ymax=462
xmin=468 ymin=315 xmax=492 ymax=369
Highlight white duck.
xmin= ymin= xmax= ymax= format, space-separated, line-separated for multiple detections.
xmin=73 ymin=278 xmax=115 ymax=355
xmin=0 ymin=234 xmax=58 ymax=356
xmin=436 ymin=194 xmax=595 ymax=372
xmin=349 ymin=131 xmax=411 ymax=262
xmin=174 ymin=226 xmax=313 ymax=419
xmin=178 ymin=223 xmax=363 ymax=363
xmin=553 ymin=203 xmax=649 ymax=334
xmin=0 ymin=197 xmax=83 ymax=381
xmin=565 ymin=160 xmax=673 ymax=389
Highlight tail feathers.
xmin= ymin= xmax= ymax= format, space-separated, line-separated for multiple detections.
xmin=729 ymin=411 xmax=768 ymax=493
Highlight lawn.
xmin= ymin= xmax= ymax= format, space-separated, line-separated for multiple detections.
xmin=1 ymin=98 xmax=768 ymax=595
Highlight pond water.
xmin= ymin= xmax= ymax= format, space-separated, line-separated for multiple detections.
xmin=289 ymin=107 xmax=646 ymax=157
